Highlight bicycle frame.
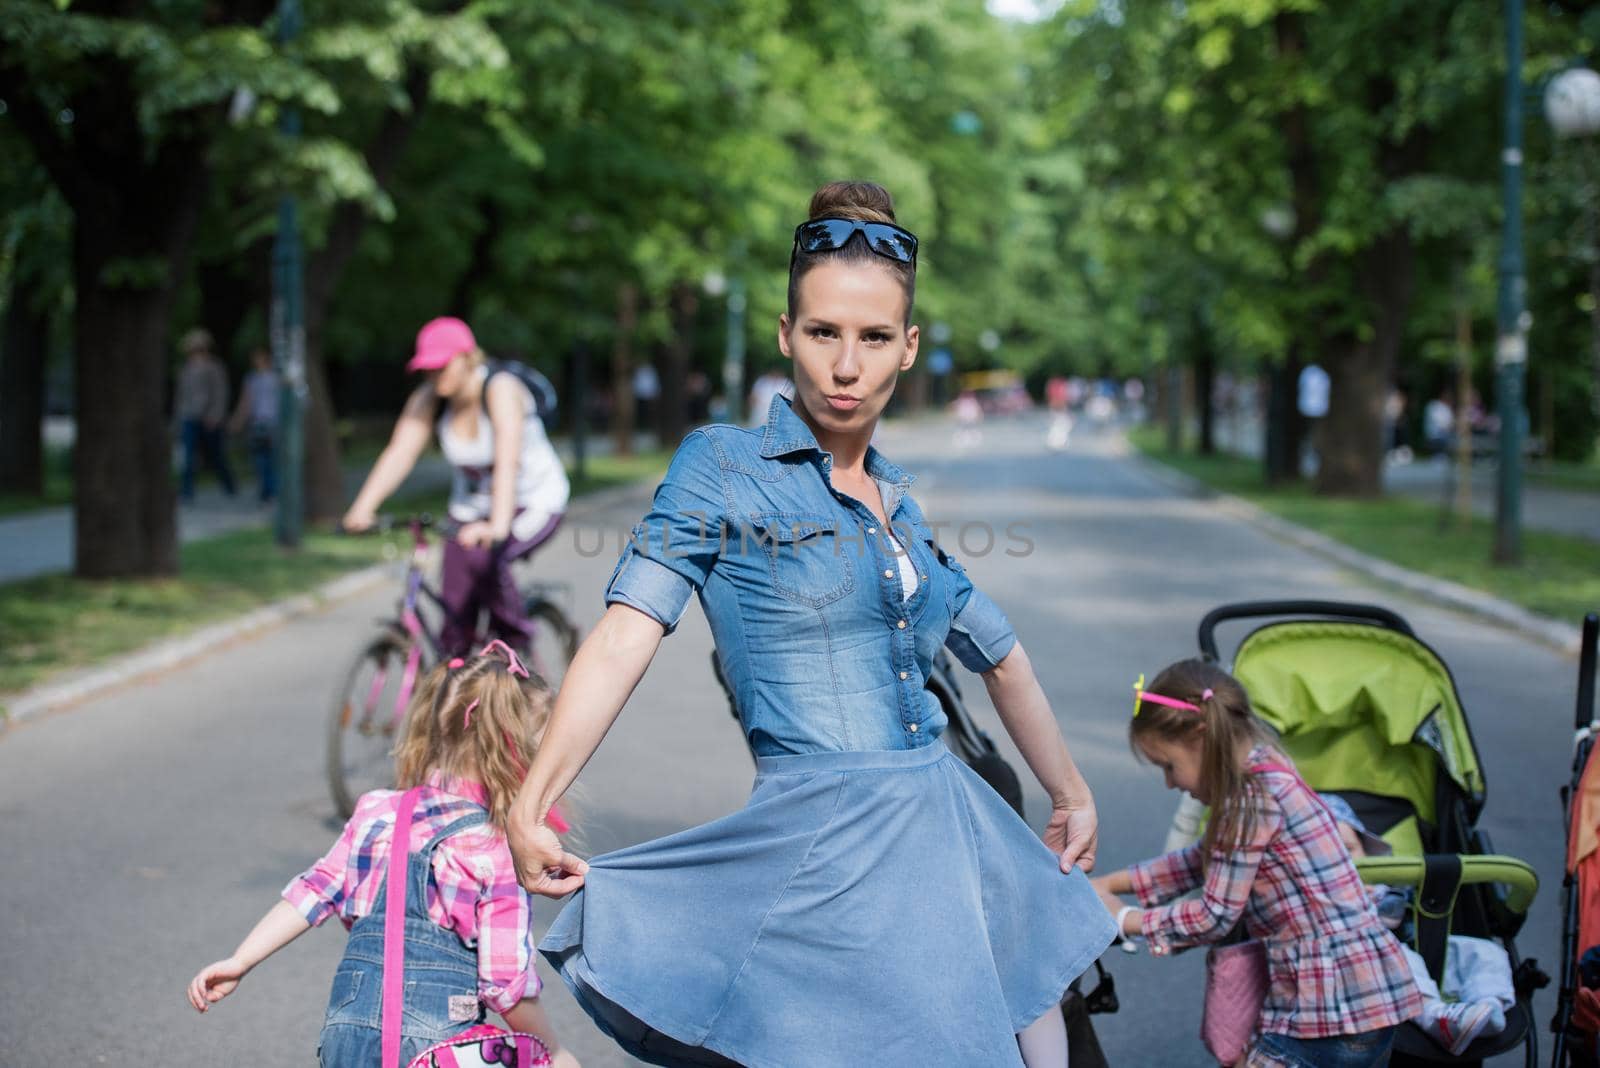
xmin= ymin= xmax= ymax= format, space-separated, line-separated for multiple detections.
xmin=360 ymin=520 xmax=450 ymax=735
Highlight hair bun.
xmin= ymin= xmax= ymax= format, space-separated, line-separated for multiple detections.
xmin=808 ymin=180 xmax=897 ymax=224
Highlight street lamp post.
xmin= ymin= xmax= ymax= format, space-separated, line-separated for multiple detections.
xmin=271 ymin=0 xmax=306 ymax=548
xmin=1493 ymin=0 xmax=1528 ymax=564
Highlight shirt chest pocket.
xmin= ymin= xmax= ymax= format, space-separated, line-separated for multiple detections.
xmin=745 ymin=512 xmax=855 ymax=607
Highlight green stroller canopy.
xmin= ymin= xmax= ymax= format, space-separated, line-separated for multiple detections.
xmin=1233 ymin=621 xmax=1485 ymax=843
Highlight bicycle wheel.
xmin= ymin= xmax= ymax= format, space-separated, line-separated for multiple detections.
xmin=327 ymin=629 xmax=424 ymax=818
xmin=524 ymin=597 xmax=579 ymax=691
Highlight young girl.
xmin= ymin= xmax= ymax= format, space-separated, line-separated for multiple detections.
xmin=1092 ymin=659 xmax=1420 ymax=1068
xmin=186 ymin=641 xmax=580 ymax=1068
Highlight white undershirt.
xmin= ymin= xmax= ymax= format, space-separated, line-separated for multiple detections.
xmin=885 ymin=531 xmax=919 ymax=601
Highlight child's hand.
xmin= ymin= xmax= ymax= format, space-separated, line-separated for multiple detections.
xmin=1043 ymin=796 xmax=1099 ymax=874
xmin=187 ymin=956 xmax=247 ymax=1013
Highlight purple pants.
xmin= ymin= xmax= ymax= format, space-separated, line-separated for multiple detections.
xmin=439 ymin=512 xmax=564 ymax=657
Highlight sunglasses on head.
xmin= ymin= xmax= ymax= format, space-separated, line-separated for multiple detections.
xmin=791 ymin=218 xmax=918 ymax=268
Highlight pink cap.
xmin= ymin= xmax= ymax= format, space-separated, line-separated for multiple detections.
xmin=407 ymin=316 xmax=476 ymax=372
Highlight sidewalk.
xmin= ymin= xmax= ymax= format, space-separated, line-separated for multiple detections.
xmin=1210 ymin=412 xmax=1600 ymax=543
xmin=0 ymin=431 xmax=651 ymax=584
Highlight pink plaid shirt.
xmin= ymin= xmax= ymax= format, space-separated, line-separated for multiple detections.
xmin=1129 ymin=747 xmax=1422 ymax=1039
xmin=282 ymin=774 xmax=540 ymax=1014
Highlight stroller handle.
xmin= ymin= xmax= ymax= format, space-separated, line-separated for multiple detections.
xmin=1198 ymin=600 xmax=1416 ymax=662
xmin=1355 ymin=855 xmax=1538 ymax=915
xmin=1577 ymin=613 xmax=1598 ymax=731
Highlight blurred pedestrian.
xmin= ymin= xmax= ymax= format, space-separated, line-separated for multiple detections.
xmin=174 ymin=327 xmax=235 ymax=502
xmin=953 ymin=388 xmax=984 ymax=448
xmin=1045 ymin=375 xmax=1072 ymax=451
xmin=1423 ymin=389 xmax=1455 ymax=458
xmin=747 ymin=365 xmax=793 ymax=426
xmin=229 ymin=347 xmax=278 ymax=503
xmin=632 ymin=361 xmax=660 ymax=430
xmin=1297 ymin=362 xmax=1330 ymax=474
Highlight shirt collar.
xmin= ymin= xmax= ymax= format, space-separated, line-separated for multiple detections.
xmin=425 ymin=770 xmax=491 ymax=809
xmin=756 ymin=394 xmax=916 ymax=491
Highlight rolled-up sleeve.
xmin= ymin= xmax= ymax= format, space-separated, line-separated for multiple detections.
xmin=1138 ymin=783 xmax=1282 ymax=955
xmin=940 ymin=549 xmax=1017 ymax=672
xmin=605 ymin=430 xmax=725 ymax=634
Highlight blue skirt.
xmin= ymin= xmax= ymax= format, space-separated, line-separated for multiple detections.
xmin=539 ymin=745 xmax=1118 ymax=1068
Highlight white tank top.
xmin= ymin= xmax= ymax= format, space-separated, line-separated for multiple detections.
xmin=437 ymin=366 xmax=570 ymax=541
xmin=885 ymin=531 xmax=919 ymax=601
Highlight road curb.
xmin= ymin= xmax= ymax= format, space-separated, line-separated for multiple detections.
xmin=0 ymin=480 xmax=653 ymax=730
xmin=1128 ymin=452 xmax=1585 ymax=657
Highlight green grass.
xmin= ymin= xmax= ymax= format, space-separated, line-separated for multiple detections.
xmin=1527 ymin=454 xmax=1600 ymax=493
xmin=0 ymin=449 xmax=671 ymax=703
xmin=0 ymin=451 xmax=74 ymax=517
xmin=1128 ymin=426 xmax=1600 ymax=625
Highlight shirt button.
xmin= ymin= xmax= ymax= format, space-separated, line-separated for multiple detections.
xmin=896 ymin=619 xmax=907 ymax=629
xmin=884 ymin=569 xmax=894 ymax=578
xmin=920 ymin=574 xmax=928 ymax=583
xmin=899 ymin=671 xmax=909 ymax=680
xmin=867 ymin=526 xmax=877 ymax=535
xmin=908 ymin=722 xmax=919 ymax=732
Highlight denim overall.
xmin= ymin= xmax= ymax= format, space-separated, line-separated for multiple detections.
xmin=318 ymin=810 xmax=490 ymax=1067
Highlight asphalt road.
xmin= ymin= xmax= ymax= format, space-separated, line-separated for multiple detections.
xmin=0 ymin=413 xmax=1583 ymax=1066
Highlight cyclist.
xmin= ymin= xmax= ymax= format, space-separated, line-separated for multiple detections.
xmin=343 ymin=317 xmax=570 ymax=657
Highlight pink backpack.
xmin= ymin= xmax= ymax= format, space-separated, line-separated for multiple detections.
xmin=1199 ymin=760 xmax=1304 ymax=1065
xmin=383 ymin=788 xmax=552 ymax=1068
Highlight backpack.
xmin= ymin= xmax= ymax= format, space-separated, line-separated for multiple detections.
xmin=433 ymin=359 xmax=559 ymax=433
xmin=484 ymin=359 xmax=559 ymax=433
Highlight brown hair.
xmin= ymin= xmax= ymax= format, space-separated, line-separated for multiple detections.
xmin=392 ymin=647 xmax=553 ymax=832
xmin=1129 ymin=658 xmax=1275 ymax=864
xmin=787 ymin=180 xmax=917 ymax=327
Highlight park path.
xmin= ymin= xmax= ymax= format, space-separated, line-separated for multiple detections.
xmin=0 ymin=412 xmax=1582 ymax=1066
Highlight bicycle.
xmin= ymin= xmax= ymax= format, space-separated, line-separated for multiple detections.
xmin=327 ymin=514 xmax=581 ymax=818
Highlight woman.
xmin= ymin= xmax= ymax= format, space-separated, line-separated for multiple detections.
xmin=508 ymin=182 xmax=1115 ymax=1067
xmin=343 ymin=317 xmax=570 ymax=656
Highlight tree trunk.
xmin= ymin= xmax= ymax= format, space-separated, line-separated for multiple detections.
xmin=72 ymin=216 xmax=189 ymax=578
xmin=612 ymin=282 xmax=638 ymax=457
xmin=1315 ymin=230 xmax=1414 ymax=497
xmin=1268 ymin=10 xmax=1319 ymax=485
xmin=0 ymin=270 xmax=49 ymax=496
xmin=1264 ymin=352 xmax=1303 ymax=485
xmin=299 ymin=67 xmax=431 ymax=521
xmin=1195 ymin=339 xmax=1216 ymax=456
xmin=659 ymin=283 xmax=696 ymax=447
xmin=300 ymin=293 xmax=346 ymax=522
xmin=197 ymin=236 xmax=271 ymax=365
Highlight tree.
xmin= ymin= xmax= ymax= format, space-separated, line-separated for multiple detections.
xmin=0 ymin=0 xmax=332 ymax=576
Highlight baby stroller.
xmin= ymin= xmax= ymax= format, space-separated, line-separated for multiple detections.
xmin=1554 ymin=613 xmax=1600 ymax=1066
xmin=1199 ymin=600 xmax=1545 ymax=1067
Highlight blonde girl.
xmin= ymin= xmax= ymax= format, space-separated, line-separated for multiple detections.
xmin=187 ymin=641 xmax=579 ymax=1068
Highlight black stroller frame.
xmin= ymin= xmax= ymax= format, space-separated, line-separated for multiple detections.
xmin=1200 ymin=600 xmax=1549 ymax=1068
xmin=1553 ymin=613 xmax=1600 ymax=1067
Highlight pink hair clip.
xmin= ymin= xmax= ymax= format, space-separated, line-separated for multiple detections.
xmin=477 ymin=639 xmax=529 ymax=679
xmin=1201 ymin=688 xmax=1214 ymax=701
xmin=447 ymin=657 xmax=465 ymax=670
xmin=463 ymin=698 xmax=480 ymax=728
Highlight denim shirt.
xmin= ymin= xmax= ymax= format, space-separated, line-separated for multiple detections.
xmin=606 ymin=396 xmax=1017 ymax=757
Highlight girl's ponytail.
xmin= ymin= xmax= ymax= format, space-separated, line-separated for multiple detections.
xmin=1130 ymin=658 xmax=1271 ymax=863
